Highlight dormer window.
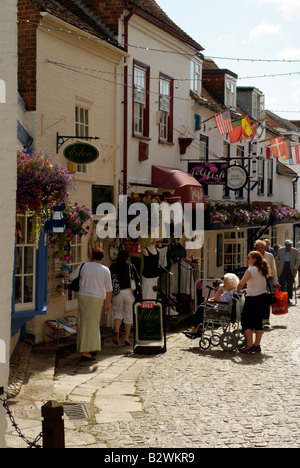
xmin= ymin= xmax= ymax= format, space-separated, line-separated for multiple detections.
xmin=225 ymin=75 xmax=236 ymax=109
xmin=236 ymin=87 xmax=265 ymax=120
xmin=253 ymin=90 xmax=265 ymax=121
xmin=190 ymin=58 xmax=202 ymax=96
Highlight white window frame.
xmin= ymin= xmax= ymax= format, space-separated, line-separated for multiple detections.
xmin=15 ymin=215 xmax=36 ymax=311
xmin=190 ymin=58 xmax=202 ymax=96
xmin=75 ymin=105 xmax=89 ymax=173
xmin=224 ymin=230 xmax=247 ymax=273
xmin=134 ymin=67 xmax=146 ymax=136
xmin=159 ymin=78 xmax=170 ymax=142
xmin=225 ymin=75 xmax=237 ymax=109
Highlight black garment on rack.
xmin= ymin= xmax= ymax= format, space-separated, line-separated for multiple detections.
xmin=142 ymin=247 xmax=159 ymax=278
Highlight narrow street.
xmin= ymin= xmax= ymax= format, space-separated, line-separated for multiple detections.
xmin=5 ymin=303 xmax=300 ymax=449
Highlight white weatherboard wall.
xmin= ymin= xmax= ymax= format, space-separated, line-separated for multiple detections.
xmin=126 ymin=15 xmax=195 ymax=186
xmin=0 ymin=0 xmax=18 ymax=448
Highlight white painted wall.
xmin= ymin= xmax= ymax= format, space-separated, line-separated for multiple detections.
xmin=0 ymin=0 xmax=18 ymax=448
xmin=23 ymin=14 xmax=127 ymax=342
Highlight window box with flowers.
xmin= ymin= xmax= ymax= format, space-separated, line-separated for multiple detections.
xmin=205 ymin=201 xmax=300 ymax=230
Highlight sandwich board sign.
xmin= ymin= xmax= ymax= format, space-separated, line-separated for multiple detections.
xmin=133 ymin=301 xmax=166 ymax=355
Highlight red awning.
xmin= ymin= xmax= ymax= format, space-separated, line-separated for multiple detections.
xmin=152 ymin=165 xmax=206 ymax=207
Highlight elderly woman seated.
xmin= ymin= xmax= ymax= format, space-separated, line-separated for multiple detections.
xmin=183 ymin=273 xmax=240 ymax=339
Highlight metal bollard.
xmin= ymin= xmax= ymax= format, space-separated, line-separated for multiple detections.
xmin=41 ymin=400 xmax=65 ymax=449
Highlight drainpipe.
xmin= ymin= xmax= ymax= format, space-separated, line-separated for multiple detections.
xmin=114 ymin=56 xmax=129 ymax=208
xmin=123 ymin=7 xmax=135 ymax=195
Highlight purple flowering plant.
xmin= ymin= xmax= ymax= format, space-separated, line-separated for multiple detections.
xmin=17 ymin=150 xmax=75 ymax=245
xmin=207 ymin=201 xmax=300 ymax=228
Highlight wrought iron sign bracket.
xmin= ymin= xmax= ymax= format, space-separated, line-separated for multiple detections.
xmin=56 ymin=132 xmax=100 ymax=153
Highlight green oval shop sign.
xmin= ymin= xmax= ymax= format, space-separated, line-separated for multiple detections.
xmin=63 ymin=143 xmax=99 ymax=165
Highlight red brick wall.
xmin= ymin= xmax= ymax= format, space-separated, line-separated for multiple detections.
xmin=18 ymin=0 xmax=40 ymax=110
xmin=84 ymin=1 xmax=126 ymax=34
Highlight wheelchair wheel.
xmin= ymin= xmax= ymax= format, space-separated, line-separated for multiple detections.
xmin=211 ymin=333 xmax=221 ymax=347
xmin=232 ymin=329 xmax=246 ymax=348
xmin=219 ymin=332 xmax=238 ymax=352
xmin=199 ymin=336 xmax=211 ymax=350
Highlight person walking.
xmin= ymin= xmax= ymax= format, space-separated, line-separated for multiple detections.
xmin=276 ymin=240 xmax=300 ymax=304
xmin=110 ymin=250 xmax=140 ymax=346
xmin=254 ymin=239 xmax=279 ymax=327
xmin=69 ymin=248 xmax=112 ymax=361
xmin=237 ymin=251 xmax=269 ymax=354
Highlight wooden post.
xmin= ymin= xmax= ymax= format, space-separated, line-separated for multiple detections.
xmin=41 ymin=400 xmax=65 ymax=449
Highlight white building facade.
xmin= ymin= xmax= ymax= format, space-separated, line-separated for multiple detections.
xmin=0 ymin=0 xmax=18 ymax=448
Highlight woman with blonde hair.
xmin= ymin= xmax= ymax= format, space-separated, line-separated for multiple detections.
xmin=237 ymin=251 xmax=269 ymax=354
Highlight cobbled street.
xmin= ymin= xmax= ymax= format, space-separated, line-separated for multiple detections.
xmin=97 ymin=309 xmax=300 ymax=449
xmin=5 ymin=304 xmax=300 ymax=449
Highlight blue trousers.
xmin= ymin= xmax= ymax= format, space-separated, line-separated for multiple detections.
xmin=279 ymin=262 xmax=293 ymax=300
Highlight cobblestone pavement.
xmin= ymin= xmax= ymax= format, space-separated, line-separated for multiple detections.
xmin=5 ymin=303 xmax=300 ymax=449
xmin=95 ymin=309 xmax=300 ymax=449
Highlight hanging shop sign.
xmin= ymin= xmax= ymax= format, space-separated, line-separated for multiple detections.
xmin=226 ymin=165 xmax=249 ymax=191
xmin=188 ymin=162 xmax=228 ymax=185
xmin=63 ymin=142 xmax=99 ymax=165
xmin=133 ymin=301 xmax=166 ymax=355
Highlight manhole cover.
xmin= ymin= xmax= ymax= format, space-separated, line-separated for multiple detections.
xmin=63 ymin=403 xmax=90 ymax=420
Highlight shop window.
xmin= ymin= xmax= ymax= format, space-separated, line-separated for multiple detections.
xmin=92 ymin=185 xmax=114 ymax=214
xmin=224 ymin=230 xmax=246 ymax=274
xmin=133 ymin=61 xmax=150 ymax=138
xmin=66 ymin=235 xmax=83 ymax=303
xmin=257 ymin=157 xmax=265 ymax=195
xmin=267 ymin=159 xmax=273 ymax=196
xmin=15 ymin=215 xmax=36 ymax=310
xmin=158 ymin=73 xmax=174 ymax=144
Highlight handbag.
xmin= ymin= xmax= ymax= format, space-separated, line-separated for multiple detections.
xmin=272 ymin=289 xmax=289 ymax=315
xmin=129 ymin=264 xmax=142 ymax=300
xmin=68 ymin=263 xmax=85 ymax=292
xmin=265 ymin=277 xmax=277 ymax=306
xmin=111 ymin=274 xmax=120 ymax=296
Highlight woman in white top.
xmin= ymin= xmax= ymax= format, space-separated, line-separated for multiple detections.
xmin=237 ymin=251 xmax=269 ymax=354
xmin=69 ymin=247 xmax=112 ymax=361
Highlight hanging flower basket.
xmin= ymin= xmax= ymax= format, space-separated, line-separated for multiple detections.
xmin=48 ymin=201 xmax=92 ymax=259
xmin=17 ymin=150 xmax=74 ymax=246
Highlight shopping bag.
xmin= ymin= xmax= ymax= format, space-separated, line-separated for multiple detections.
xmin=271 ymin=289 xmax=288 ymax=315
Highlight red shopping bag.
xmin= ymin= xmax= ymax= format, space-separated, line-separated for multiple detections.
xmin=271 ymin=289 xmax=288 ymax=315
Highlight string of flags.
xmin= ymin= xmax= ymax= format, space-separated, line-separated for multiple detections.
xmin=212 ymin=109 xmax=265 ymax=143
xmin=212 ymin=109 xmax=300 ymax=164
xmin=267 ymin=137 xmax=300 ymax=164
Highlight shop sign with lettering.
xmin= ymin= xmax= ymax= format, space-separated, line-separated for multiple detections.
xmin=188 ymin=162 xmax=228 ymax=185
xmin=135 ymin=302 xmax=163 ymax=342
xmin=226 ymin=165 xmax=249 ymax=191
xmin=63 ymin=142 xmax=99 ymax=165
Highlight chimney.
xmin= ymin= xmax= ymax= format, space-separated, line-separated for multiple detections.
xmin=83 ymin=1 xmax=127 ymax=34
